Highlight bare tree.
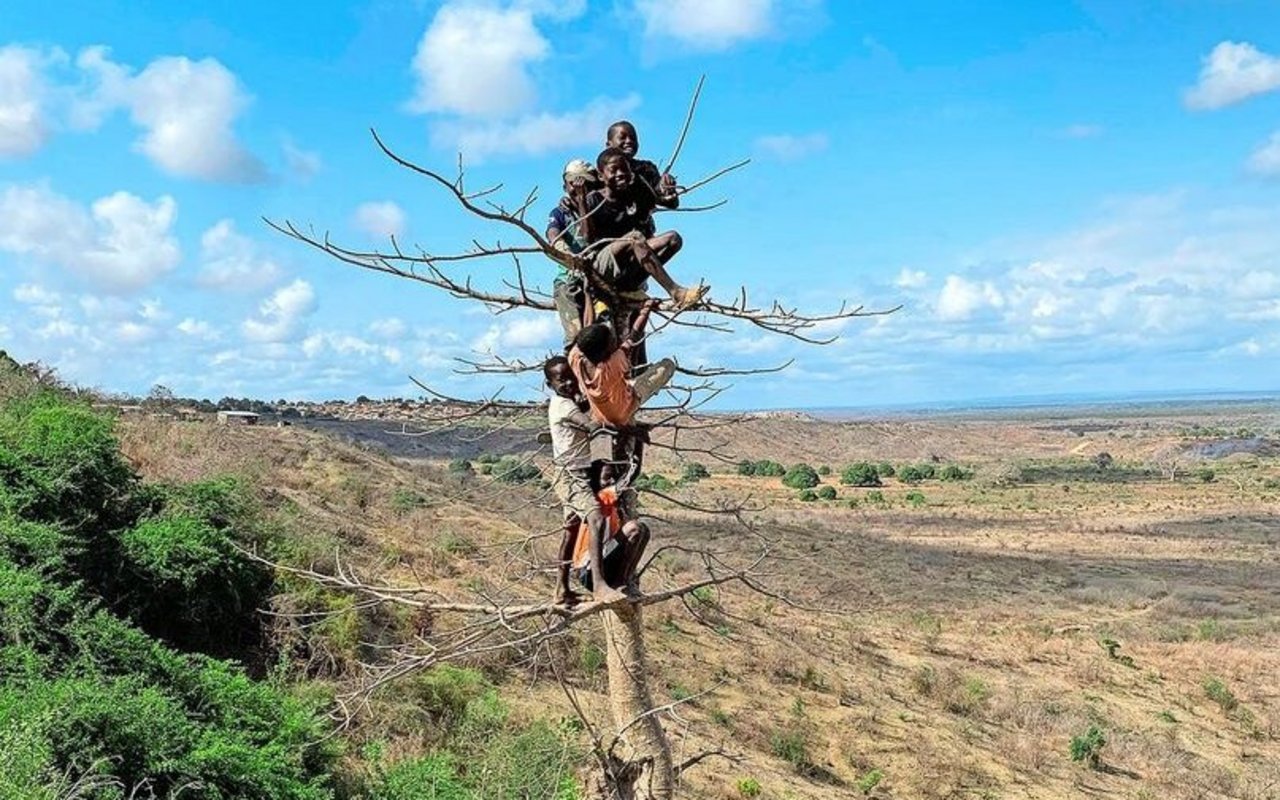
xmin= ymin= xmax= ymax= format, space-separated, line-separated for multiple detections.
xmin=267 ymin=84 xmax=893 ymax=798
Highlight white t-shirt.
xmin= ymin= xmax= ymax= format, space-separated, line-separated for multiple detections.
xmin=548 ymin=395 xmax=595 ymax=471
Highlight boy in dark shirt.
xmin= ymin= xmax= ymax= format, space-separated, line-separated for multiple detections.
xmin=578 ymin=148 xmax=708 ymax=311
xmin=606 ymin=121 xmax=680 ymax=227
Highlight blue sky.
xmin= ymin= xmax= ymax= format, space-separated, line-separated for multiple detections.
xmin=1 ymin=0 xmax=1278 ymax=408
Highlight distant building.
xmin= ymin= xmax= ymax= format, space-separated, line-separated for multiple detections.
xmin=217 ymin=410 xmax=260 ymax=426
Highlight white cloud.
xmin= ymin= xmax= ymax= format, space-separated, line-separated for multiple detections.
xmin=406 ymin=3 xmax=548 ymax=118
xmin=636 ymin=0 xmax=774 ymax=51
xmin=115 ymin=320 xmax=155 ymax=345
xmin=1248 ymin=131 xmax=1280 ymax=177
xmin=301 ymin=331 xmax=402 ymax=364
xmin=13 ymin=283 xmax=60 ymax=305
xmin=435 ymin=94 xmax=641 ymax=161
xmin=282 ymin=138 xmax=321 ymax=181
xmin=754 ymin=132 xmax=828 ymax=161
xmin=242 ymin=279 xmax=316 ymax=343
xmin=935 ymin=275 xmax=1004 ymax=321
xmin=77 ymin=47 xmax=265 ymax=182
xmin=353 ymin=201 xmax=407 ymax=238
xmin=894 ymin=269 xmax=928 ymax=290
xmin=0 ymin=45 xmax=58 ymax=157
xmin=369 ymin=317 xmax=408 ymax=339
xmin=0 ymin=182 xmax=180 ymax=293
xmin=1184 ymin=41 xmax=1280 ymax=110
xmin=197 ymin=219 xmax=283 ymax=291
xmin=474 ymin=313 xmax=559 ymax=352
xmin=1058 ymin=123 xmax=1103 ymax=139
xmin=176 ymin=317 xmax=218 ymax=341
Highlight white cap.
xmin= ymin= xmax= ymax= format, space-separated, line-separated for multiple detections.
xmin=563 ymin=158 xmax=596 ymax=182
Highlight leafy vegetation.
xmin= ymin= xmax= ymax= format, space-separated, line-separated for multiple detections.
xmin=1069 ymin=725 xmax=1106 ymax=769
xmin=782 ymin=463 xmax=820 ymax=490
xmin=816 ymin=485 xmax=837 ymax=500
xmin=840 ymin=462 xmax=882 ymax=487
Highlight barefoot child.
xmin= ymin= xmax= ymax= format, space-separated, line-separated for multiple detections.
xmin=571 ymin=460 xmax=649 ymax=595
xmin=579 ymin=148 xmax=708 ymax=312
xmin=544 ymin=356 xmax=628 ymax=606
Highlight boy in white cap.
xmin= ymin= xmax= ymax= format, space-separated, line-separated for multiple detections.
xmin=546 ymin=159 xmax=598 ymax=348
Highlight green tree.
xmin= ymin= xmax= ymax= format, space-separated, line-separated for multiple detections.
xmin=782 ymin=464 xmax=819 ymax=490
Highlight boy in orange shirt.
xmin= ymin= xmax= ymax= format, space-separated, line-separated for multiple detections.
xmin=568 ymin=298 xmax=675 ymax=427
xmin=568 ymin=460 xmax=650 ymax=597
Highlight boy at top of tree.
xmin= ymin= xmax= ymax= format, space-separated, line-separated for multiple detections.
xmin=576 ymin=148 xmax=708 ymax=312
xmin=546 ymin=158 xmax=598 ymax=348
xmin=606 ymin=120 xmax=679 ymax=222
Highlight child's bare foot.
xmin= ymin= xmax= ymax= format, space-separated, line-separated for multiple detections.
xmin=552 ymin=590 xmax=582 ymax=608
xmin=670 ymin=283 xmax=709 ymax=311
xmin=593 ymin=586 xmax=629 ymax=606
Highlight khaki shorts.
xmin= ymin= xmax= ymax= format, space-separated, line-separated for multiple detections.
xmin=592 ymin=232 xmax=648 ymax=292
xmin=550 ymin=463 xmax=596 ymax=522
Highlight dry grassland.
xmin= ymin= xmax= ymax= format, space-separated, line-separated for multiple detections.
xmin=119 ymin=404 xmax=1280 ymax=799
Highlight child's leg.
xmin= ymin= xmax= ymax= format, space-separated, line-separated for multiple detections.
xmin=626 ymin=232 xmax=707 ymax=309
xmin=552 ymin=279 xmax=583 ymax=350
xmin=630 ymin=357 xmax=676 ymax=404
xmin=618 ymin=520 xmax=650 ymax=593
xmin=586 ymin=510 xmax=626 ymax=603
xmin=648 ymin=231 xmax=682 ymax=264
xmin=553 ymin=512 xmax=580 ymax=605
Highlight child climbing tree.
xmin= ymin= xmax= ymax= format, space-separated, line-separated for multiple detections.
xmin=267 ymin=80 xmax=895 ymax=800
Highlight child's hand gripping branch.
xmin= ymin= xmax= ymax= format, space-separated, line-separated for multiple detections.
xmin=578 ymin=149 xmax=708 ymax=312
xmin=606 ymin=120 xmax=680 ymax=211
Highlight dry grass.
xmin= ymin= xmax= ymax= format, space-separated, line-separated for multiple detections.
xmin=116 ymin=406 xmax=1280 ymax=799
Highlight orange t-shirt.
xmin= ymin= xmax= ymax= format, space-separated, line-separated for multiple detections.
xmin=572 ymin=487 xmax=621 ymax=569
xmin=568 ymin=346 xmax=637 ymax=426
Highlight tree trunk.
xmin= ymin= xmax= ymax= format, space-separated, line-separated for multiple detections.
xmin=592 ymin=602 xmax=676 ymax=800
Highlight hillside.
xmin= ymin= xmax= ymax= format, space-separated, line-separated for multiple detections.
xmin=104 ymin=399 xmax=1280 ymax=799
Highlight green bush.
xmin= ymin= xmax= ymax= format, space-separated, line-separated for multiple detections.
xmin=875 ymin=462 xmax=895 ymax=477
xmin=1204 ymin=676 xmax=1238 ymax=713
xmin=752 ymin=460 xmax=786 ymax=477
xmin=636 ymin=473 xmax=674 ymax=492
xmin=782 ymin=464 xmax=820 ymax=490
xmin=391 ymin=488 xmax=426 ymax=514
xmin=865 ymin=490 xmax=886 ymax=505
xmin=1196 ymin=467 xmax=1216 ymax=483
xmin=736 ymin=460 xmax=755 ymax=476
xmin=898 ymin=465 xmax=929 ymax=484
xmin=1068 ymin=725 xmax=1106 ymax=769
xmin=816 ymin=486 xmax=837 ymax=501
xmin=905 ymin=491 xmax=926 ymax=508
xmin=682 ymin=462 xmax=710 ymax=483
xmin=736 ymin=777 xmax=762 ymax=797
xmin=857 ymin=768 xmax=884 ymax=794
xmin=798 ymin=489 xmax=817 ymax=502
xmin=447 ymin=459 xmax=473 ymax=475
xmin=939 ymin=465 xmax=972 ymax=481
xmin=375 ymin=753 xmax=470 ymax=800
xmin=492 ymin=457 xmax=540 ymax=484
xmin=840 ymin=462 xmax=881 ymax=487
xmin=817 ymin=465 xmax=831 ymax=476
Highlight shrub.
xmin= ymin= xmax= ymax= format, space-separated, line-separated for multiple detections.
xmin=798 ymin=489 xmax=817 ymax=502
xmin=1204 ymin=677 xmax=1238 ymax=714
xmin=492 ymin=457 xmax=540 ymax=484
xmin=1196 ymin=467 xmax=1216 ymax=483
xmin=736 ymin=777 xmax=762 ymax=797
xmin=1092 ymin=452 xmax=1114 ymax=470
xmin=636 ymin=473 xmax=674 ymax=492
xmin=898 ymin=465 xmax=928 ymax=484
xmin=447 ymin=459 xmax=473 ymax=475
xmin=682 ymin=462 xmax=710 ymax=483
xmin=905 ymin=491 xmax=926 ymax=508
xmin=769 ymin=729 xmax=809 ymax=771
xmin=875 ymin=462 xmax=895 ymax=478
xmin=374 ymin=753 xmax=470 ymax=800
xmin=817 ymin=465 xmax=831 ymax=476
xmin=865 ymin=490 xmax=886 ymax=505
xmin=782 ymin=464 xmax=820 ymax=490
xmin=840 ymin=462 xmax=881 ymax=487
xmin=857 ymin=768 xmax=884 ymax=794
xmin=413 ymin=665 xmax=491 ymax=728
xmin=939 ymin=464 xmax=972 ymax=481
xmin=736 ymin=460 xmax=755 ymax=476
xmin=475 ymin=453 xmax=499 ymax=465
xmin=752 ymin=460 xmax=786 ymax=477
xmin=816 ymin=485 xmax=837 ymax=501
xmin=391 ymin=488 xmax=426 ymax=514
xmin=1069 ymin=725 xmax=1106 ymax=769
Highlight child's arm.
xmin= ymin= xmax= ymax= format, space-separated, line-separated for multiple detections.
xmin=656 ymin=172 xmax=679 ymax=210
xmin=622 ymin=299 xmax=661 ymax=349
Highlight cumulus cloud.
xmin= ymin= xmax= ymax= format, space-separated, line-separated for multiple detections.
xmin=935 ymin=275 xmax=1004 ymax=321
xmin=369 ymin=317 xmax=408 ymax=339
xmin=353 ymin=201 xmax=407 ymax=238
xmin=13 ymin=283 xmax=60 ymax=306
xmin=0 ymin=182 xmax=180 ymax=292
xmin=754 ymin=132 xmax=828 ymax=160
xmin=894 ymin=269 xmax=928 ymax=290
xmin=434 ymin=94 xmax=641 ymax=161
xmin=1184 ymin=41 xmax=1280 ymax=110
xmin=282 ymin=138 xmax=321 ymax=181
xmin=76 ymin=47 xmax=265 ymax=182
xmin=197 ymin=219 xmax=283 ymax=291
xmin=473 ymin=313 xmax=558 ymax=352
xmin=636 ymin=0 xmax=775 ymax=50
xmin=1248 ymin=131 xmax=1280 ymax=177
xmin=0 ymin=45 xmax=58 ymax=157
xmin=242 ymin=279 xmax=316 ymax=343
xmin=406 ymin=3 xmax=548 ymax=118
xmin=176 ymin=317 xmax=218 ymax=341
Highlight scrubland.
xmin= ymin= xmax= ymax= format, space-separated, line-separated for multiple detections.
xmin=4 ymin=362 xmax=1277 ymax=799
